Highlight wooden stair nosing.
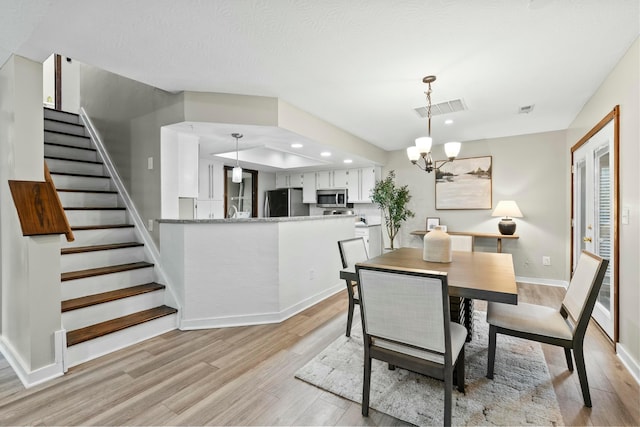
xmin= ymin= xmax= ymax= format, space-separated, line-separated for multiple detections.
xmin=71 ymin=224 xmax=134 ymax=231
xmin=66 ymin=305 xmax=177 ymax=347
xmin=44 ymin=129 xmax=90 ymax=139
xmin=57 ymin=188 xmax=118 ymax=194
xmin=45 ymin=156 xmax=103 ymax=165
xmin=61 ymin=261 xmax=154 ymax=282
xmin=64 ymin=206 xmax=126 ymax=211
xmin=44 ymin=142 xmax=97 ymax=152
xmin=61 ymin=282 xmax=165 ymax=312
xmin=61 ymin=242 xmax=144 ymax=255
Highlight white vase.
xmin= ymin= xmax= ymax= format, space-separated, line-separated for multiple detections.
xmin=423 ymin=226 xmax=452 ymax=263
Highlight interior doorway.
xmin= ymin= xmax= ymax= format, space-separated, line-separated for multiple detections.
xmin=224 ymin=166 xmax=259 ymax=218
xmin=571 ymin=106 xmax=619 ymax=342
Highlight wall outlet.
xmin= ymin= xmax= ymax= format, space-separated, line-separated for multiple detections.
xmin=147 ymin=219 xmax=154 ymax=231
xmin=542 ymin=256 xmax=551 ymax=266
xmin=147 ymin=157 xmax=154 ymax=170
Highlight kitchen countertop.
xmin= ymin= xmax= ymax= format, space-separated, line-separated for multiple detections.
xmin=355 ymin=222 xmax=381 ymax=228
xmin=157 ymin=214 xmax=355 ymax=224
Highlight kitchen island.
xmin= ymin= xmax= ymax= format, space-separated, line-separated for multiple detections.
xmin=158 ymin=215 xmax=355 ymax=329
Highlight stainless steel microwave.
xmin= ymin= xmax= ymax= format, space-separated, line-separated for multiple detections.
xmin=316 ymin=189 xmax=349 ymax=207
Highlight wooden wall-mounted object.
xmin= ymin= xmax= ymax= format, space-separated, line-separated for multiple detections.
xmin=8 ymin=180 xmax=70 ymax=237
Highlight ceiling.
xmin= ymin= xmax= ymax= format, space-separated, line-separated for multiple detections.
xmin=2 ymin=0 xmax=638 ymax=169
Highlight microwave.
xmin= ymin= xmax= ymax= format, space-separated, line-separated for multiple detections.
xmin=317 ymin=189 xmax=350 ymax=208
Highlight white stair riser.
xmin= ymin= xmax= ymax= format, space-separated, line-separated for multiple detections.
xmin=65 ymin=209 xmax=128 ymax=226
xmin=63 ymin=291 xmax=165 ymax=331
xmin=65 ymin=314 xmax=177 ymax=368
xmin=45 ymin=144 xmax=98 ymax=162
xmin=63 ymin=227 xmax=137 ymax=248
xmin=44 ymin=131 xmax=92 ymax=149
xmin=61 ymin=246 xmax=146 ymax=273
xmin=51 ymin=174 xmax=113 ymax=192
xmin=44 ymin=109 xmax=81 ymax=124
xmin=47 ymin=158 xmax=105 ymax=176
xmin=58 ymin=191 xmax=120 ymax=208
xmin=62 ymin=267 xmax=155 ymax=300
xmin=44 ymin=120 xmax=87 ymax=136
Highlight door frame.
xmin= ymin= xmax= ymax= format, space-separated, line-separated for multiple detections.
xmin=570 ymin=105 xmax=620 ymax=344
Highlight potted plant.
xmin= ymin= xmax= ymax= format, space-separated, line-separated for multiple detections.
xmin=370 ymin=170 xmax=414 ymax=250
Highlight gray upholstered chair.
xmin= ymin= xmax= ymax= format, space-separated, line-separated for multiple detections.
xmin=356 ymin=265 xmax=466 ymax=426
xmin=450 ymin=234 xmax=473 ymax=252
xmin=486 ymin=250 xmax=609 ymax=407
xmin=338 ymin=237 xmax=369 ymax=336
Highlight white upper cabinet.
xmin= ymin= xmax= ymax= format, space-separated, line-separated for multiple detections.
xmin=275 ymin=172 xmax=289 ymax=189
xmin=315 ymin=171 xmax=331 ymax=189
xmin=276 ymin=172 xmax=304 ymax=188
xmin=302 ymin=172 xmax=317 ymax=203
xmin=332 ymin=170 xmax=349 ymax=188
xmin=347 ymin=166 xmax=381 ymax=203
xmin=198 ymin=158 xmax=224 ymax=201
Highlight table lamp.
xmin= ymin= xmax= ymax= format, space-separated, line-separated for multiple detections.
xmin=492 ymin=201 xmax=523 ymax=235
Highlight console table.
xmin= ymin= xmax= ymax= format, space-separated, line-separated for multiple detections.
xmin=410 ymin=230 xmax=519 ymax=253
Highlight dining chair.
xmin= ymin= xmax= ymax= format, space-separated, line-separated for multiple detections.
xmin=450 ymin=235 xmax=473 ymax=252
xmin=486 ymin=250 xmax=609 ymax=407
xmin=338 ymin=237 xmax=369 ymax=337
xmin=356 ymin=264 xmax=466 ymax=426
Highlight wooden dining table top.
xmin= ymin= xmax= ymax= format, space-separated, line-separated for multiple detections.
xmin=341 ymin=247 xmax=518 ymax=305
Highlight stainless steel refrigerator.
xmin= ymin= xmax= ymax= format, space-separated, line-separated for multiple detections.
xmin=264 ymin=188 xmax=309 ymax=217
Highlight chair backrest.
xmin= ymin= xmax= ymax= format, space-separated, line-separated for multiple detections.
xmin=338 ymin=237 xmax=369 ymax=269
xmin=356 ymin=265 xmax=451 ymax=358
xmin=561 ymin=250 xmax=609 ymax=336
xmin=451 ymin=235 xmax=473 ymax=252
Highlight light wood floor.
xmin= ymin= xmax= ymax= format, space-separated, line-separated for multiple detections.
xmin=0 ymin=283 xmax=638 ymax=426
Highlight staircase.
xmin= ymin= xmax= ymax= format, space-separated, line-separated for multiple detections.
xmin=44 ymin=108 xmax=178 ymax=368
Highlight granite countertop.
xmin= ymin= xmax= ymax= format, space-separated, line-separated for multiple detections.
xmin=157 ymin=214 xmax=355 ymax=224
xmin=355 ymin=221 xmax=382 ymax=228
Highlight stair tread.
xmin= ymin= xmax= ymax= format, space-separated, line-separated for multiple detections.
xmin=44 ymin=141 xmax=96 ymax=152
xmin=45 ymin=156 xmax=103 ymax=165
xmin=66 ymin=305 xmax=177 ymax=346
xmin=72 ymin=224 xmax=134 ymax=230
xmin=64 ymin=206 xmax=125 ymax=210
xmin=57 ymin=188 xmax=117 ymax=194
xmin=62 ymin=261 xmax=154 ymax=281
xmin=44 ymin=117 xmax=86 ymax=128
xmin=49 ymin=171 xmax=110 ymax=179
xmin=61 ymin=242 xmax=144 ymax=255
xmin=44 ymin=129 xmax=90 ymax=139
xmin=44 ymin=107 xmax=80 ymax=117
xmin=62 ymin=282 xmax=165 ymax=312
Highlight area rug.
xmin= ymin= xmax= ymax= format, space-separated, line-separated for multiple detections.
xmin=295 ymin=312 xmax=564 ymax=426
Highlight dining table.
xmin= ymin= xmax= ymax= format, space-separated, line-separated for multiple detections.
xmin=340 ymin=247 xmax=518 ymax=341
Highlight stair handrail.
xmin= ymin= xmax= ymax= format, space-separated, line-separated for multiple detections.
xmin=44 ymin=162 xmax=75 ymax=242
xmin=79 ymin=108 xmax=181 ymax=314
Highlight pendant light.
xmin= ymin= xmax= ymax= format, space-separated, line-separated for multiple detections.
xmin=231 ymin=133 xmax=243 ymax=183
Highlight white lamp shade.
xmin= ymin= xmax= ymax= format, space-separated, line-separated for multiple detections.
xmin=406 ymin=146 xmax=420 ymax=161
xmin=444 ymin=141 xmax=461 ymax=159
xmin=492 ymin=200 xmax=523 ymax=218
xmin=232 ymin=166 xmax=243 ymax=183
xmin=415 ymin=136 xmax=433 ymax=154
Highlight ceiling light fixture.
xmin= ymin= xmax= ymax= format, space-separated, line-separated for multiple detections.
xmin=344 ymin=159 xmax=353 ymax=164
xmin=407 ymin=75 xmax=461 ymax=173
xmin=291 ymin=143 xmax=303 ymax=148
xmin=320 ymin=151 xmax=331 ymax=157
xmin=231 ymin=133 xmax=243 ymax=183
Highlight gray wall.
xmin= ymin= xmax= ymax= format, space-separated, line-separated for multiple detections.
xmin=566 ymin=37 xmax=639 ymax=370
xmin=385 ymin=130 xmax=569 ymax=283
xmin=79 ymin=65 xmax=186 ymax=244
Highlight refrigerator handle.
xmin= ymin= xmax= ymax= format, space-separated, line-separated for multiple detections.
xmin=264 ymin=192 xmax=270 ymax=217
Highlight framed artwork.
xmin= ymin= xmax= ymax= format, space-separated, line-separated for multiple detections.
xmin=426 ymin=217 xmax=440 ymax=231
xmin=435 ymin=156 xmax=492 ymax=210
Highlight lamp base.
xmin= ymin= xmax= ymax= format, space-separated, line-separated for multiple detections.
xmin=498 ymin=218 xmax=516 ymax=235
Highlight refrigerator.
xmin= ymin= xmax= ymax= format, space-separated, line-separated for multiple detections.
xmin=264 ymin=188 xmax=309 ymax=217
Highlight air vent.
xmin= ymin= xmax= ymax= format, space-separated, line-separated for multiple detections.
xmin=414 ymin=99 xmax=467 ymax=118
xmin=518 ymin=104 xmax=535 ymax=114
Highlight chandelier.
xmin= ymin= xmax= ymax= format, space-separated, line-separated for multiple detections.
xmin=407 ymin=75 xmax=461 ymax=173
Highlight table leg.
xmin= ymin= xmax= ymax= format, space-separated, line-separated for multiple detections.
xmin=497 ymin=238 xmax=502 ymax=253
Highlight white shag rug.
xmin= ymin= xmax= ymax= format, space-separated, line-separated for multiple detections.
xmin=295 ymin=311 xmax=564 ymax=426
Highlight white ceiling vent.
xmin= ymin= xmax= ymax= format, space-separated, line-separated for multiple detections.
xmin=414 ymin=99 xmax=467 ymax=118
xmin=518 ymin=104 xmax=535 ymax=114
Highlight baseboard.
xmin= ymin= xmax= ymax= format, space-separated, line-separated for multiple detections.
xmin=0 ymin=330 xmax=65 ymax=388
xmin=617 ymin=343 xmax=640 ymax=386
xmin=180 ymin=283 xmax=344 ymax=330
xmin=515 ymin=276 xmax=569 ymax=288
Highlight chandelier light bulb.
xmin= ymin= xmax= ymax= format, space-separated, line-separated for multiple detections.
xmin=444 ymin=142 xmax=461 ymax=159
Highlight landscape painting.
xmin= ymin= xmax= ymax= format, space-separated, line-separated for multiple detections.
xmin=435 ymin=156 xmax=492 ymax=210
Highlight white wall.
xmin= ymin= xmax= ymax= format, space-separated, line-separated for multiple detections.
xmin=566 ymin=37 xmax=640 ymax=374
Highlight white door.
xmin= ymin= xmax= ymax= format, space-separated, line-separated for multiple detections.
xmin=572 ymin=120 xmax=615 ymax=339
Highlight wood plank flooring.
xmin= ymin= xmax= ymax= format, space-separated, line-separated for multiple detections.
xmin=0 ymin=283 xmax=637 ymax=426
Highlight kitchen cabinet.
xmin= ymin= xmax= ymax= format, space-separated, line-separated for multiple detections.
xmin=198 ymin=158 xmax=224 ymax=201
xmin=194 ymin=199 xmax=224 ymax=219
xmin=355 ymin=224 xmax=382 ymax=257
xmin=315 ymin=171 xmax=331 ymax=189
xmin=276 ymin=172 xmax=304 ymax=188
xmin=332 ymin=170 xmax=349 ymax=188
xmin=302 ymin=172 xmax=317 ymax=203
xmin=347 ymin=167 xmax=381 ymax=202
xmin=316 ymin=170 xmax=349 ymax=189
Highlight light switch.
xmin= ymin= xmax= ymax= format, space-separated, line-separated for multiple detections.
xmin=622 ymin=207 xmax=630 ymax=225
xmin=147 ymin=157 xmax=154 ymax=170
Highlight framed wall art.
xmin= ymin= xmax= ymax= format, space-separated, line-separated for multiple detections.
xmin=435 ymin=156 xmax=492 ymax=210
xmin=426 ymin=217 xmax=440 ymax=231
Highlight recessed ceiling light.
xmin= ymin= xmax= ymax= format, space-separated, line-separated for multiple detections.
xmin=344 ymin=159 xmax=353 ymax=164
xmin=291 ymin=143 xmax=303 ymax=148
xmin=320 ymin=151 xmax=331 ymax=157
xmin=444 ymin=119 xmax=454 ymax=125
